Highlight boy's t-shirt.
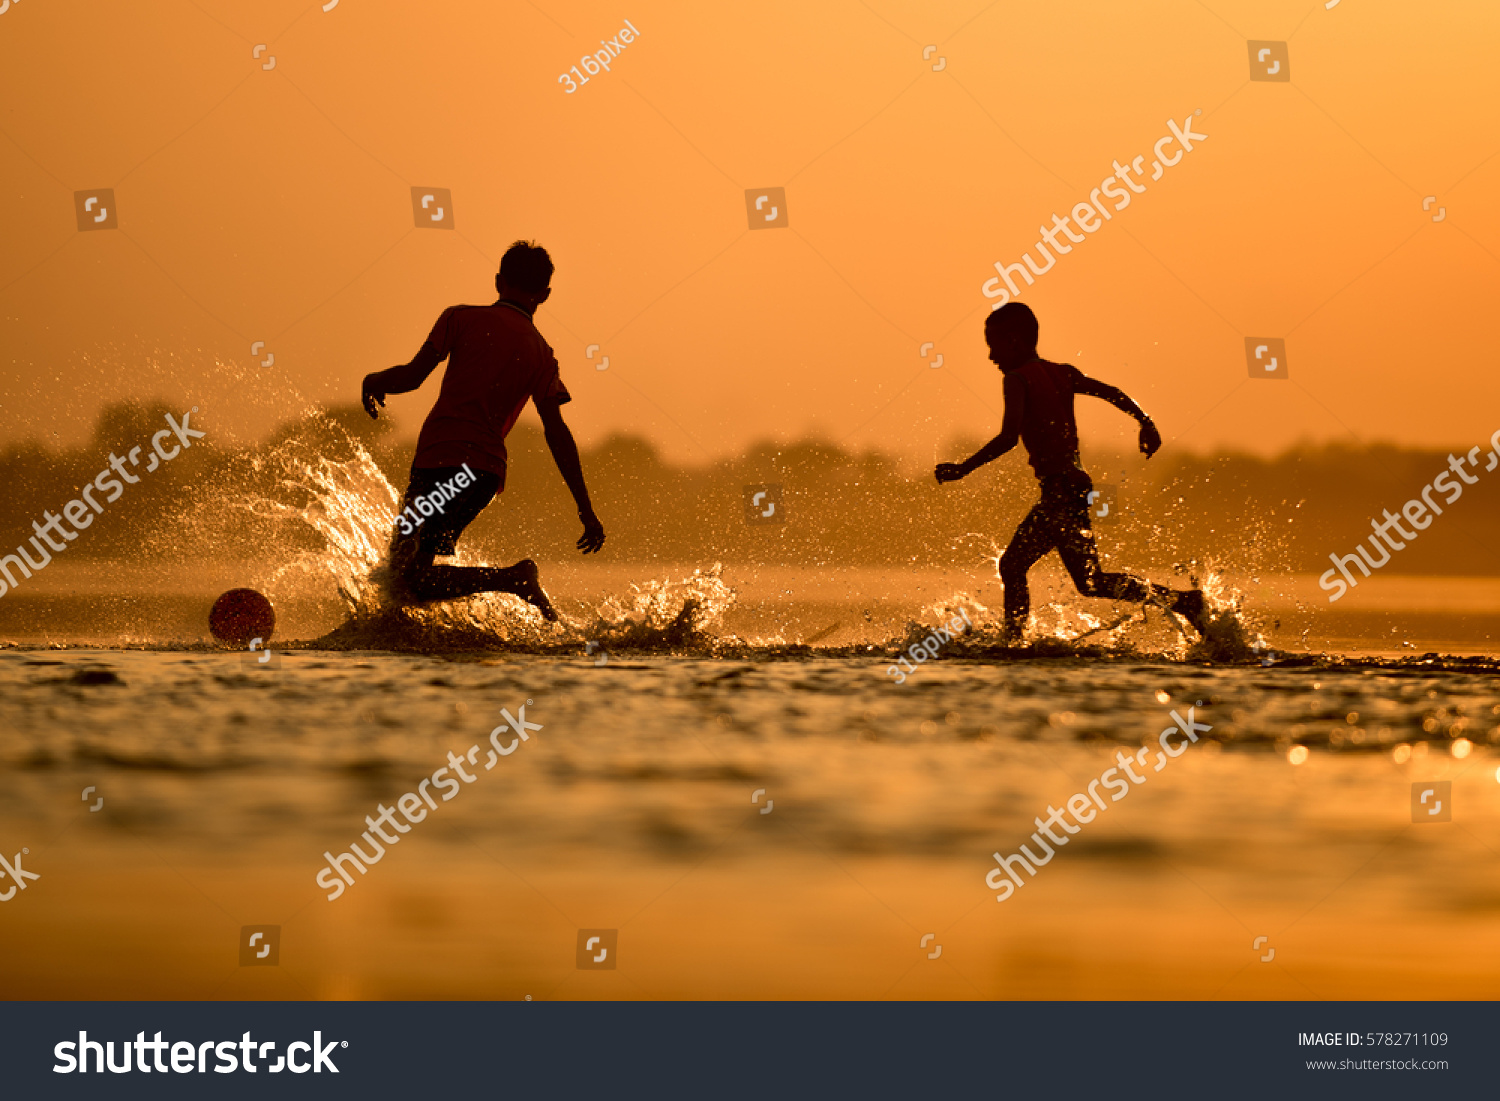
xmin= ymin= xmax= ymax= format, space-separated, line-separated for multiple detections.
xmin=411 ymin=301 xmax=571 ymax=487
xmin=1002 ymin=358 xmax=1086 ymax=482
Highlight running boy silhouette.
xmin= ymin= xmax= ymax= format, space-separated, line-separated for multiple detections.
xmin=361 ymin=240 xmax=604 ymax=620
xmin=936 ymin=302 xmax=1207 ymax=639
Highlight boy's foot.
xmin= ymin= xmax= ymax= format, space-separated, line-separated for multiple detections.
xmin=1170 ymin=589 xmax=1212 ymax=637
xmin=510 ymin=559 xmax=558 ymax=622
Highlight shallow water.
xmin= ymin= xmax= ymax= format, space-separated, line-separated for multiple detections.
xmin=2 ymin=647 xmax=1497 ymax=1000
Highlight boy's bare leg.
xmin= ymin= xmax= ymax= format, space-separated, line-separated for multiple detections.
xmin=1008 ymin=482 xmax=1212 ymax=640
xmin=413 ymin=559 xmax=557 ymax=621
xmin=998 ymin=502 xmax=1059 ymax=638
xmin=1057 ymin=525 xmax=1210 ymax=637
xmin=389 ymin=541 xmax=557 ymax=621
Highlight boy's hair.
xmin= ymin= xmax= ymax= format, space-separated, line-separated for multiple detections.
xmin=985 ymin=301 xmax=1038 ymax=347
xmin=499 ymin=240 xmax=554 ymax=294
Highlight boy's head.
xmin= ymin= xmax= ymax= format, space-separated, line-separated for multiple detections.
xmin=496 ymin=240 xmax=554 ymax=308
xmin=984 ymin=302 xmax=1039 ymax=368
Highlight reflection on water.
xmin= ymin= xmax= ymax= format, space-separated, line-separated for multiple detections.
xmin=2 ymin=649 xmax=1497 ymax=999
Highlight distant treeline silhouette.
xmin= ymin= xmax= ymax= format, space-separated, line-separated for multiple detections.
xmin=3 ymin=399 xmax=1498 ymax=577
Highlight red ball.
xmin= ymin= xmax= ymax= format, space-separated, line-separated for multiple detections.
xmin=209 ymin=588 xmax=276 ymax=646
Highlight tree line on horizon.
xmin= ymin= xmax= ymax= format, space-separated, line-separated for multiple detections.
xmin=1 ymin=400 xmax=1497 ymax=578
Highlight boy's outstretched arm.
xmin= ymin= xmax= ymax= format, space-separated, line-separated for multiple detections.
xmin=935 ymin=373 xmax=1024 ymax=483
xmin=537 ymin=396 xmax=606 ymax=554
xmin=1074 ymin=373 xmax=1161 ymax=457
xmin=362 ymin=343 xmax=445 ymax=419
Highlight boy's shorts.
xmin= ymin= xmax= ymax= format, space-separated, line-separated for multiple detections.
xmin=391 ymin=465 xmax=501 ymax=557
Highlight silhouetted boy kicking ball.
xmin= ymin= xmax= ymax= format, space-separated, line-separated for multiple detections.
xmin=936 ymin=302 xmax=1208 ymax=640
xmin=361 ymin=240 xmax=605 ymax=620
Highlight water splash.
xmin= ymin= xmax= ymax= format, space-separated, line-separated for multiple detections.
xmin=236 ymin=427 xmax=397 ymax=616
xmin=579 ymin=565 xmax=737 ymax=650
xmin=229 ymin=419 xmax=738 ymax=652
xmin=884 ymin=563 xmax=1271 ymax=663
xmin=1183 ymin=569 xmax=1272 ymax=663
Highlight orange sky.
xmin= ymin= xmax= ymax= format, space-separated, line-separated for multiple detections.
xmin=1 ymin=0 xmax=1496 ymax=463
